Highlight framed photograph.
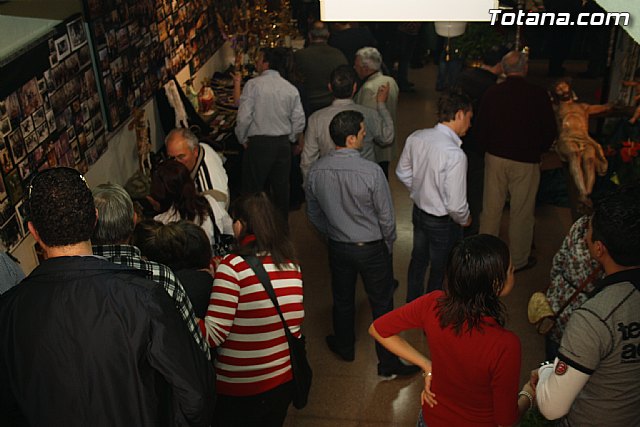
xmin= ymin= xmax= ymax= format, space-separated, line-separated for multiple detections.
xmin=6 ymin=93 xmax=21 ymax=121
xmin=0 ymin=214 xmax=22 ymax=252
xmin=20 ymin=116 xmax=34 ymax=137
xmin=0 ymin=100 xmax=7 ymax=117
xmin=0 ymin=199 xmax=11 ymax=225
xmin=32 ymin=107 xmax=46 ymax=129
xmin=77 ymin=44 xmax=91 ymax=69
xmin=0 ymin=116 xmax=11 ymax=138
xmin=18 ymin=156 xmax=31 ymax=180
xmin=37 ymin=78 xmax=47 ymax=94
xmin=0 ymin=147 xmax=12 ymax=174
xmin=24 ymin=131 xmax=39 ymax=153
xmin=66 ymin=17 xmax=88 ymax=51
xmin=0 ymin=173 xmax=6 ymax=202
xmin=5 ymin=169 xmax=23 ymax=205
xmin=55 ymin=34 xmax=71 ymax=62
xmin=67 ymin=126 xmax=76 ymax=141
xmin=45 ymin=110 xmax=56 ymax=133
xmin=7 ymin=130 xmax=26 ymax=164
xmin=18 ymin=78 xmax=44 ymax=117
xmin=36 ymin=123 xmax=49 ymax=144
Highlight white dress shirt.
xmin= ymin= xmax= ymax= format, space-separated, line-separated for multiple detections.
xmin=396 ymin=123 xmax=470 ymax=225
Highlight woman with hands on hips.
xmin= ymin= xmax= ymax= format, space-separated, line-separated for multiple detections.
xmin=369 ymin=234 xmax=535 ymax=426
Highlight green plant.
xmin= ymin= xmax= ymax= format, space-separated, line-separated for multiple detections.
xmin=457 ymin=23 xmax=504 ymax=61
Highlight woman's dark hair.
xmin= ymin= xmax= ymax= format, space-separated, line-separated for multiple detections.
xmin=436 ymin=234 xmax=510 ymax=335
xmin=150 ymin=159 xmax=210 ymax=224
xmin=132 ymin=219 xmax=211 ymax=270
xmin=229 ymin=192 xmax=296 ymax=268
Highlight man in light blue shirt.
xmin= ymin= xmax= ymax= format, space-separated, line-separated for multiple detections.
xmin=396 ymin=92 xmax=473 ymax=302
xmin=307 ymin=110 xmax=419 ymax=379
xmin=235 ymin=47 xmax=305 ymax=221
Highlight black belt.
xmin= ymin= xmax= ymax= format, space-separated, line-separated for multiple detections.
xmin=330 ymin=239 xmax=382 ymax=247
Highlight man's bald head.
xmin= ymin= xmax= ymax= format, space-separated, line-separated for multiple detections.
xmin=501 ymin=51 xmax=528 ymax=76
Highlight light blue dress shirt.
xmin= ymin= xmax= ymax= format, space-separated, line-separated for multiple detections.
xmin=396 ymin=123 xmax=470 ymax=225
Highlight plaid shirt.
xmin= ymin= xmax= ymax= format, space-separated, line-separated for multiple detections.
xmin=93 ymin=244 xmax=209 ymax=358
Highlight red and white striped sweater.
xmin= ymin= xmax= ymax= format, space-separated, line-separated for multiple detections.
xmin=199 ymin=253 xmax=304 ymax=396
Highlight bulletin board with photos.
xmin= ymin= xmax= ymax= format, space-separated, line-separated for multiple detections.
xmin=0 ymin=15 xmax=107 ymax=252
xmin=84 ymin=0 xmax=226 ymax=130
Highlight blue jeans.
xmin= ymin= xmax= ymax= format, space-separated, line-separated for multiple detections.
xmin=328 ymin=240 xmax=398 ymax=370
xmin=406 ymin=205 xmax=463 ymax=303
xmin=417 ymin=410 xmax=427 ymax=427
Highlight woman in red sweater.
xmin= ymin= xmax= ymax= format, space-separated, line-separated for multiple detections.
xmin=199 ymin=192 xmax=304 ymax=427
xmin=370 ymin=234 xmax=535 ymax=427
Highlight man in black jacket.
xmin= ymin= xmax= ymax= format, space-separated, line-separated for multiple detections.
xmin=0 ymin=167 xmax=215 ymax=427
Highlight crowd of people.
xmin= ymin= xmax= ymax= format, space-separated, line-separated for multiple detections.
xmin=0 ymin=20 xmax=639 ymax=427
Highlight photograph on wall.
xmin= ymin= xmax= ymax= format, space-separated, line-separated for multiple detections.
xmin=5 ymin=93 xmax=21 ymax=123
xmin=67 ymin=17 xmax=88 ymax=51
xmin=32 ymin=107 xmax=46 ymax=129
xmin=4 ymin=169 xmax=23 ymax=205
xmin=18 ymin=157 xmax=31 ymax=180
xmin=7 ymin=130 xmax=26 ymax=164
xmin=0 ymin=147 xmax=12 ymax=174
xmin=0 ymin=173 xmax=6 ymax=202
xmin=55 ymin=34 xmax=71 ymax=62
xmin=0 ymin=116 xmax=11 ymax=138
xmin=0 ymin=214 xmax=23 ymax=252
xmin=18 ymin=78 xmax=44 ymax=118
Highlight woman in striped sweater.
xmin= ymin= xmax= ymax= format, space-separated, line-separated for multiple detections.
xmin=199 ymin=192 xmax=304 ymax=427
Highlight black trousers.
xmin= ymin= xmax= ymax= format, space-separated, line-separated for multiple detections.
xmin=214 ymin=381 xmax=293 ymax=427
xmin=242 ymin=135 xmax=291 ymax=222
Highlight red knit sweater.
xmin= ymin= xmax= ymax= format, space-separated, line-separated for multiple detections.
xmin=199 ymin=253 xmax=304 ymax=396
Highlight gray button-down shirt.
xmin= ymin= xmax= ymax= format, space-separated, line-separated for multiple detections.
xmin=306 ymin=148 xmax=396 ymax=252
xmin=301 ymin=98 xmax=394 ymax=180
xmin=235 ymin=69 xmax=306 ymax=144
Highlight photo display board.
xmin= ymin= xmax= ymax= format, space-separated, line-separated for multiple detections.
xmin=84 ymin=0 xmax=225 ymax=130
xmin=0 ymin=15 xmax=107 ymax=251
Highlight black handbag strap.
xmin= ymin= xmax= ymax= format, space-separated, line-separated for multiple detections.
xmin=242 ymin=255 xmax=296 ymax=341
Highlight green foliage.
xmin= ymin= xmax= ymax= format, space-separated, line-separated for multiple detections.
xmin=457 ymin=23 xmax=504 ymax=60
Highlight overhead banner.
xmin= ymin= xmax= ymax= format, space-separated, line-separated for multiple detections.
xmin=320 ymin=0 xmax=498 ymax=22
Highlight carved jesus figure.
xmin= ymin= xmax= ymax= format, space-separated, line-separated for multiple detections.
xmin=552 ymin=80 xmax=610 ymax=205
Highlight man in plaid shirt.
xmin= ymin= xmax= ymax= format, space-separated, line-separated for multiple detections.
xmin=91 ymin=183 xmax=209 ymax=358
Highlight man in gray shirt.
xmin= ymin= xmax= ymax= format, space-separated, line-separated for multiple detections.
xmin=306 ymin=110 xmax=419 ymax=379
xmin=535 ymin=184 xmax=640 ymax=426
xmin=301 ymin=65 xmax=394 ymax=181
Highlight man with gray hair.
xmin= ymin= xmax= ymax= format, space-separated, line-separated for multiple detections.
xmin=294 ymin=20 xmax=348 ymax=115
xmin=475 ymin=51 xmax=557 ymax=272
xmin=354 ymin=47 xmax=399 ymax=178
xmin=91 ymin=183 xmax=210 ymax=358
xmin=165 ymin=127 xmax=229 ymax=208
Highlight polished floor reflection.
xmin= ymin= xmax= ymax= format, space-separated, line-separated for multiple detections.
xmin=284 ymin=60 xmax=598 ymax=426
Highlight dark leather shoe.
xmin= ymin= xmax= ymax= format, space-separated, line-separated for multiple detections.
xmin=326 ymin=335 xmax=354 ymax=362
xmin=515 ymin=256 xmax=537 ymax=273
xmin=377 ymin=362 xmax=421 ymax=380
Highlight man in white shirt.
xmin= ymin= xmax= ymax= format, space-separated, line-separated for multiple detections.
xmin=165 ymin=128 xmax=229 ymax=209
xmin=396 ymin=92 xmax=473 ymax=302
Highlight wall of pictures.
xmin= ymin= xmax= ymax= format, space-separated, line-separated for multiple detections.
xmin=84 ymin=0 xmax=226 ymax=130
xmin=0 ymin=14 xmax=107 ymax=253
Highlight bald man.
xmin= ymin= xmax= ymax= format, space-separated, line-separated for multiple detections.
xmin=474 ymin=51 xmax=557 ymax=273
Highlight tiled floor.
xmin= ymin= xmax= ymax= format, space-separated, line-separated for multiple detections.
xmin=283 ymin=60 xmax=599 ymax=426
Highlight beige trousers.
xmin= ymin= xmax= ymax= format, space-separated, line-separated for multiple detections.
xmin=479 ymin=153 xmax=540 ymax=269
